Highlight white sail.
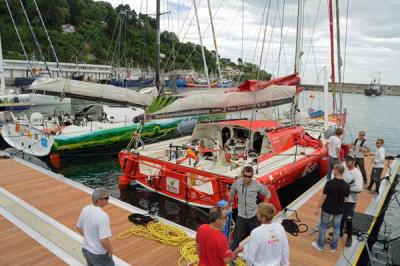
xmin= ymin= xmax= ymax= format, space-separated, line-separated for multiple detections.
xmin=28 ymin=77 xmax=152 ymax=107
xmin=149 ymin=84 xmax=297 ymax=119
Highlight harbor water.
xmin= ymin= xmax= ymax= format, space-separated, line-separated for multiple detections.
xmin=3 ymin=92 xmax=400 ymax=230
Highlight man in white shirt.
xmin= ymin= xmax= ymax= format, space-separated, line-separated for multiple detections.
xmin=245 ymin=202 xmax=289 ymax=266
xmin=76 ymin=187 xmax=114 ymax=266
xmin=352 ymin=131 xmax=369 ymax=184
xmin=341 ymin=154 xmax=363 ymax=247
xmin=326 ymin=128 xmax=344 ymax=180
xmin=368 ymin=138 xmax=385 ymax=194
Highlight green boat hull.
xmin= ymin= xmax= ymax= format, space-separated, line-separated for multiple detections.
xmin=51 ymin=115 xmax=224 ymax=152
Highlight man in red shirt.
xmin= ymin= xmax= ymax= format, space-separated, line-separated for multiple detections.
xmin=196 ymin=207 xmax=243 ymax=266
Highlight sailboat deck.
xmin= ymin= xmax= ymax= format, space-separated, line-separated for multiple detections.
xmin=261 ymin=156 xmax=400 ymax=266
xmin=0 ymin=157 xmax=194 ymax=265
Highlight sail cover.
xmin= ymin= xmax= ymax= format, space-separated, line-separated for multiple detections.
xmin=27 ymin=78 xmax=152 ymax=107
xmin=147 ymin=84 xmax=297 ymax=119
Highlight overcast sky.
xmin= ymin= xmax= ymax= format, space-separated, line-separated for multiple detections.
xmin=105 ymin=0 xmax=400 ymax=85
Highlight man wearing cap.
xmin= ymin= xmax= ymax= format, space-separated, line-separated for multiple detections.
xmin=76 ymin=187 xmax=114 ymax=266
xmin=341 ymin=154 xmax=363 ymax=247
xmin=351 ymin=131 xmax=369 ymax=184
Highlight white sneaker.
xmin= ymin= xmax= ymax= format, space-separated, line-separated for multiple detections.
xmin=312 ymin=242 xmax=323 ymax=251
xmin=330 ymin=248 xmax=336 ymax=252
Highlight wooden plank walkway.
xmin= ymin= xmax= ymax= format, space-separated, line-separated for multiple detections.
xmin=1 ymin=153 xmax=398 ymax=266
xmin=266 ymin=156 xmax=400 ymax=266
xmin=0 ymin=158 xmax=194 ymax=266
xmin=0 ymin=216 xmax=66 ymax=266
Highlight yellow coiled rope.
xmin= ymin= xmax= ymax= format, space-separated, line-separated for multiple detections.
xmin=117 ymin=221 xmax=246 ymax=265
xmin=117 ymin=221 xmax=199 ymax=265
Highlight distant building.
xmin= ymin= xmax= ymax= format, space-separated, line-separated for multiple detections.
xmin=62 ymin=24 xmax=76 ymax=33
xmin=222 ymin=66 xmax=242 ymax=77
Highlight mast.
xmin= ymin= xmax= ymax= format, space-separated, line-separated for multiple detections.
xmin=156 ymin=0 xmax=161 ymax=94
xmin=290 ymin=0 xmax=304 ymax=124
xmin=193 ymin=0 xmax=210 ymax=89
xmin=294 ymin=0 xmax=304 ymax=73
xmin=0 ymin=35 xmax=5 ymax=94
xmin=328 ymin=0 xmax=336 ymax=113
xmin=206 ymin=0 xmax=222 ymax=81
xmin=323 ymin=66 xmax=329 ymax=129
xmin=335 ymin=0 xmax=343 ymax=112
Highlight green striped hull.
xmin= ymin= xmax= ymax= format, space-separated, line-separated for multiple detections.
xmin=51 ymin=115 xmax=224 ymax=152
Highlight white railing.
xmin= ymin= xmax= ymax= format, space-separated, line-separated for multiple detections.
xmin=2 ymin=59 xmax=112 ymax=80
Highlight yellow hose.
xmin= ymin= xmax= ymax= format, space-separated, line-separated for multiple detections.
xmin=117 ymin=221 xmax=246 ymax=265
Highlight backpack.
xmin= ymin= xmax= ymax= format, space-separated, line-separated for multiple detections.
xmin=354 ymin=138 xmax=366 ymax=147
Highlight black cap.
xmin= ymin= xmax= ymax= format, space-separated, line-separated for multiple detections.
xmin=345 ymin=154 xmax=356 ymax=161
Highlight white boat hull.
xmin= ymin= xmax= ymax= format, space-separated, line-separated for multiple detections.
xmin=1 ymin=122 xmax=53 ymax=157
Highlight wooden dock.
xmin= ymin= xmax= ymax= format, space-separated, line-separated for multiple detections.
xmin=261 ymin=156 xmax=400 ymax=266
xmin=1 ymin=152 xmax=399 ymax=266
xmin=0 ymin=156 xmax=195 ymax=266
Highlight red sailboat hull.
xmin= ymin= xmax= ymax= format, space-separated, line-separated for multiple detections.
xmin=118 ymin=121 xmax=330 ymax=210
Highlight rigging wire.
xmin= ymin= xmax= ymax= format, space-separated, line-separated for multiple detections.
xmin=277 ymin=0 xmax=286 ymax=76
xmin=257 ymin=0 xmax=272 ymax=80
xmin=3 ymin=0 xmax=35 ymax=78
xmin=18 ymin=0 xmax=52 ymax=77
xmin=165 ymin=8 xmax=197 ymax=73
xmin=301 ymin=0 xmax=322 ymax=79
xmin=340 ymin=0 xmax=351 ymax=109
xmin=251 ymin=0 xmax=269 ymax=67
xmin=261 ymin=0 xmax=279 ymax=79
xmin=69 ymin=16 xmax=111 ymax=64
xmin=32 ymin=0 xmax=62 ymax=74
xmin=164 ymin=0 xmax=228 ymax=75
xmin=105 ymin=14 xmax=121 ymax=65
xmin=162 ymin=1 xmax=195 ymax=71
xmin=111 ymin=13 xmax=125 ymax=68
xmin=235 ymin=0 xmax=245 ymax=86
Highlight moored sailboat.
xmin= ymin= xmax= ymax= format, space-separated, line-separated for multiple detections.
xmin=118 ymin=116 xmax=330 ymax=209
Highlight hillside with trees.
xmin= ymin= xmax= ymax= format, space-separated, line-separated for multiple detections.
xmin=0 ymin=0 xmax=271 ymax=81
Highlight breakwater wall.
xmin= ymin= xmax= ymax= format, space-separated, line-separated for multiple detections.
xmin=302 ymin=82 xmax=400 ymax=96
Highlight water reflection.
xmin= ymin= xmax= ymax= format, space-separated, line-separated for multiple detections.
xmin=120 ymin=185 xmax=209 ymax=231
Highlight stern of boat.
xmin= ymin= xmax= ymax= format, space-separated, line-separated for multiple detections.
xmin=1 ymin=117 xmax=53 ymax=157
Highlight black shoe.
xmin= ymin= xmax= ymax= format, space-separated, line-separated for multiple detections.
xmin=345 ymin=237 xmax=353 ymax=247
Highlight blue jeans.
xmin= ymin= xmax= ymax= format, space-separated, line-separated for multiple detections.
xmin=231 ymin=216 xmax=260 ymax=251
xmin=327 ymin=156 xmax=340 ymax=180
xmin=82 ymin=248 xmax=114 ymax=266
xmin=317 ymin=211 xmax=343 ymax=250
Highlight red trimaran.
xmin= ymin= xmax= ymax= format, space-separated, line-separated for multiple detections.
xmin=118 ymin=0 xmax=346 ymax=210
